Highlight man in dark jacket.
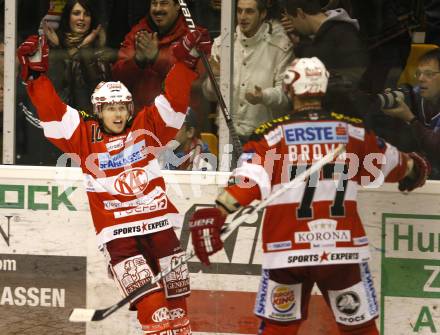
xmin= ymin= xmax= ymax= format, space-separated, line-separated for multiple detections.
xmin=284 ymin=0 xmax=368 ymax=88
xmin=281 ymin=0 xmax=414 ymax=154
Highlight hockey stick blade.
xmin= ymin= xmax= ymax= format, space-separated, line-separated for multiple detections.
xmin=69 ymin=308 xmax=100 ymax=322
xmin=69 ymin=145 xmax=345 ymax=322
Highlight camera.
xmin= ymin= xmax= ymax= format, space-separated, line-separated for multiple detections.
xmin=376 ymin=84 xmax=416 ymax=110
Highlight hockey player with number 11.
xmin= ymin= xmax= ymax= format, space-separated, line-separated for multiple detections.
xmin=18 ymin=29 xmax=211 ymax=334
xmin=189 ymin=57 xmax=430 ymax=335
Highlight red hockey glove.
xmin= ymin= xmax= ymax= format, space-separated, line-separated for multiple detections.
xmin=172 ymin=28 xmax=212 ymax=69
xmin=189 ymin=207 xmax=226 ymax=266
xmin=399 ymin=152 xmax=431 ymax=192
xmin=17 ymin=35 xmax=49 ymax=82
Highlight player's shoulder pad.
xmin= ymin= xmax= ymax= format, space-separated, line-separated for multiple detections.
xmin=78 ymin=110 xmax=96 ymax=121
xmin=265 ymin=25 xmax=293 ymax=52
xmin=329 ymin=111 xmax=363 ymax=125
xmin=252 ymin=114 xmax=291 ymax=138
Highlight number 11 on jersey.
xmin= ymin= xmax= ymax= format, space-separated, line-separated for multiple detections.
xmin=290 ymin=162 xmax=349 ymax=220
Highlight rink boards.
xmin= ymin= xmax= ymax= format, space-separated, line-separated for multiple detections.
xmin=0 ymin=165 xmax=439 ymax=335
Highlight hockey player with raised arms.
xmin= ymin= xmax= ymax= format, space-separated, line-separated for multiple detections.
xmin=189 ymin=57 xmax=430 ymax=334
xmin=17 ymin=29 xmax=211 ymax=334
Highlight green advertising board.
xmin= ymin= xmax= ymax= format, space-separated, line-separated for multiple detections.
xmin=381 ymin=214 xmax=440 ymax=334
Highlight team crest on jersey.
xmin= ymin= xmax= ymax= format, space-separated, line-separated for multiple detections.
xmin=114 ymin=168 xmax=149 ymax=196
xmin=283 ymin=121 xmax=349 ymax=145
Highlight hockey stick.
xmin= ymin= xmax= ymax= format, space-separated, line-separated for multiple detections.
xmin=178 ymin=0 xmax=243 ymax=159
xmin=69 ymin=144 xmax=345 ymax=322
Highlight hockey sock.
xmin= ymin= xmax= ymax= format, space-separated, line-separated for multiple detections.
xmin=167 ymin=297 xmax=191 ymax=334
xmin=136 ymin=291 xmax=171 ymax=334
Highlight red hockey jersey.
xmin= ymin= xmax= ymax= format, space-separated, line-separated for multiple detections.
xmin=226 ymin=110 xmax=409 ymax=269
xmin=26 ymin=62 xmax=197 ymax=248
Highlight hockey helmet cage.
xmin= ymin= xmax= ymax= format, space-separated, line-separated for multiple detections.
xmin=282 ymin=57 xmax=329 ymax=97
xmin=91 ymin=81 xmax=134 ymax=116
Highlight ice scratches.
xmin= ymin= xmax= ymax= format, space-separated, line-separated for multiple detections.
xmin=0 ymin=307 xmax=85 ymax=334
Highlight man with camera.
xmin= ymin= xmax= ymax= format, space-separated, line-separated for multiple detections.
xmin=382 ymin=48 xmax=440 ymax=179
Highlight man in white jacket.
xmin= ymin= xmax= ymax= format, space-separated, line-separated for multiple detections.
xmin=202 ymin=0 xmax=295 ymax=142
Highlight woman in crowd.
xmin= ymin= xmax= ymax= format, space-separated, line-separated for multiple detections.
xmin=42 ymin=0 xmax=111 ymax=111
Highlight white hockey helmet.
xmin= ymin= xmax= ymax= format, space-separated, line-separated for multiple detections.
xmin=282 ymin=57 xmax=329 ymax=97
xmin=91 ymin=81 xmax=134 ymax=116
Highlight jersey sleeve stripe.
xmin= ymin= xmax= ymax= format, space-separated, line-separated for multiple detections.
xmin=381 ymin=143 xmax=401 ymax=179
xmin=232 ymin=163 xmax=272 ymax=199
xmin=154 ymin=94 xmax=186 ymax=129
xmin=39 ymin=106 xmax=80 ymax=139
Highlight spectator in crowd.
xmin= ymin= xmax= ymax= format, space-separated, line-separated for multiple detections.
xmin=203 ymin=0 xmax=295 ymax=143
xmin=160 ymin=109 xmax=215 ymax=171
xmin=112 ymin=0 xmax=209 ymax=113
xmin=282 ymin=0 xmax=368 ymax=88
xmin=42 ymin=0 xmax=111 ymax=111
xmin=383 ymin=48 xmax=440 ymax=179
xmin=16 ymin=0 xmax=111 ymax=165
